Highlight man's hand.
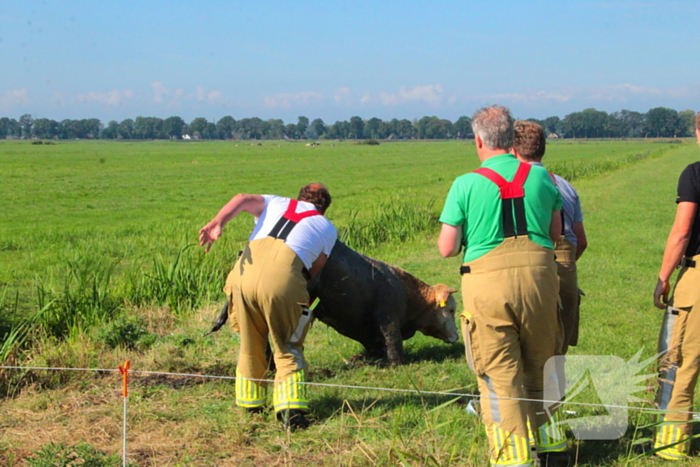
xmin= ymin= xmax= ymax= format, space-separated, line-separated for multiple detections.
xmin=653 ymin=278 xmax=670 ymax=310
xmin=199 ymin=221 xmax=222 ymax=253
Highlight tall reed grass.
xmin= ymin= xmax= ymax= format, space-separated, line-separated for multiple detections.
xmin=35 ymin=256 xmax=121 ymax=338
xmin=340 ymin=200 xmax=439 ymax=251
xmin=125 ymin=243 xmax=229 ymax=314
xmin=547 ymin=149 xmax=661 ymax=182
xmin=0 ymin=288 xmax=26 ymax=363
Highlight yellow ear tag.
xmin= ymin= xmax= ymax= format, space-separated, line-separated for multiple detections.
xmin=439 ymin=299 xmax=446 ymax=307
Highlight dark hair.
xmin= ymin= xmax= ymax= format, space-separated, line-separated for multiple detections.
xmin=513 ymin=120 xmax=546 ymax=162
xmin=298 ymin=183 xmax=331 ymax=214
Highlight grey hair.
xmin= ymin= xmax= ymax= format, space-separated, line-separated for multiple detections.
xmin=471 ymin=105 xmax=514 ymax=150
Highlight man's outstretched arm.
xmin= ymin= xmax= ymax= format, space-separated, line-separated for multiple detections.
xmin=199 ymin=194 xmax=266 ymax=252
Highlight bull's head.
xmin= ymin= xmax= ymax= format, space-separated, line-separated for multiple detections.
xmin=420 ymin=284 xmax=459 ymax=344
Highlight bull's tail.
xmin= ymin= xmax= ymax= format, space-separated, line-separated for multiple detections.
xmin=204 ymin=301 xmax=229 ymax=336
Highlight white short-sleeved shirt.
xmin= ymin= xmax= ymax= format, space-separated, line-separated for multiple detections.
xmin=249 ymin=195 xmax=337 ymax=269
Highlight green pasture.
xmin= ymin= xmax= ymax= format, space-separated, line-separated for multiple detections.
xmin=0 ymin=138 xmax=698 ymax=466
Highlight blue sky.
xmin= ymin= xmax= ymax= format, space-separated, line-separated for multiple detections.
xmin=1 ymin=0 xmax=698 ymax=124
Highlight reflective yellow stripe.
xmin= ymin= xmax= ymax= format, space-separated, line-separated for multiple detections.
xmin=526 ymin=420 xmax=535 ymax=447
xmin=461 ymin=310 xmax=473 ymax=320
xmin=654 ymin=421 xmax=689 ymax=459
xmin=273 ymin=370 xmax=309 ymax=413
xmin=656 ymin=450 xmax=686 ymax=460
xmin=516 ymin=434 xmax=529 ymax=463
xmin=533 ymin=412 xmax=567 ymax=452
xmin=489 ymin=425 xmax=532 ymax=466
xmin=235 ymin=372 xmax=267 ymax=407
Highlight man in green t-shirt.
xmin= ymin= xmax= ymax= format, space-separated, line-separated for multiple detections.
xmin=438 ymin=105 xmax=568 ymax=467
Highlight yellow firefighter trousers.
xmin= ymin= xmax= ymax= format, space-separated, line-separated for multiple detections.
xmin=554 ymin=238 xmax=581 ymax=354
xmin=461 ymin=237 xmax=565 ymax=467
xmin=654 ymin=253 xmax=700 ymax=460
xmin=224 ymin=237 xmax=313 ymax=414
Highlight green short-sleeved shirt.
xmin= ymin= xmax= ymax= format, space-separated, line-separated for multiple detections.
xmin=440 ymin=153 xmax=563 ymax=263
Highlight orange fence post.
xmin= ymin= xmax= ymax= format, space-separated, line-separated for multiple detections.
xmin=118 ymin=360 xmax=130 ymax=467
xmin=119 ymin=361 xmax=130 ymax=397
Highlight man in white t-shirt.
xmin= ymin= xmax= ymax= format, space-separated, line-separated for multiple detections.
xmin=199 ymin=183 xmax=337 ymax=430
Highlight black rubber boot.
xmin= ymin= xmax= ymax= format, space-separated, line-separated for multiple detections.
xmin=538 ymin=451 xmax=571 ymax=467
xmin=277 ymin=409 xmax=310 ymax=430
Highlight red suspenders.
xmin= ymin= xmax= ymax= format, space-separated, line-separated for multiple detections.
xmin=267 ymin=199 xmax=321 ymax=280
xmin=473 ymin=162 xmax=532 ymax=238
xmin=268 ymin=199 xmax=321 ymax=241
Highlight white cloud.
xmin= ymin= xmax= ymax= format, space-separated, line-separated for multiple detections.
xmin=479 ymin=84 xmax=700 ymax=106
xmin=152 ymin=81 xmax=168 ymax=104
xmin=587 ymin=84 xmax=656 ymax=101
xmin=333 ymin=87 xmax=352 ymax=104
xmin=476 ymin=90 xmax=574 ymax=104
xmin=586 ymin=83 xmax=700 ymax=101
xmin=0 ymin=89 xmax=29 ymax=110
xmin=76 ymin=89 xmax=134 ymax=106
xmin=263 ymin=91 xmax=323 ymax=109
xmin=150 ymin=82 xmax=222 ymax=107
xmin=378 ymin=84 xmax=444 ymax=107
xmin=195 ymin=85 xmax=225 ymax=103
xmin=149 ymin=82 xmax=189 ymax=108
xmin=459 ymin=84 xmax=700 ymax=112
xmin=263 ymin=85 xmax=446 ymax=109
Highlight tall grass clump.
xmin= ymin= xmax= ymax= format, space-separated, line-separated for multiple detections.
xmin=125 ymin=243 xmax=231 ymax=314
xmin=0 ymin=288 xmax=30 ymax=364
xmin=340 ymin=199 xmax=439 ymax=251
xmin=0 ymin=291 xmax=59 ymax=395
xmin=548 ymin=149 xmax=663 ymax=182
xmin=35 ymin=255 xmax=121 ymax=339
xmin=0 ymin=287 xmax=18 ymax=337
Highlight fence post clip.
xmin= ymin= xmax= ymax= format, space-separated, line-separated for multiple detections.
xmin=118 ymin=361 xmax=130 ymax=398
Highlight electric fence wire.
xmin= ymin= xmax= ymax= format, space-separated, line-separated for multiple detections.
xmin=0 ymin=364 xmax=696 ymax=417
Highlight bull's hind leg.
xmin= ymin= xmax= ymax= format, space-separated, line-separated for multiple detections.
xmin=346 ymin=336 xmax=386 ymax=364
xmin=360 ymin=342 xmax=388 ymax=361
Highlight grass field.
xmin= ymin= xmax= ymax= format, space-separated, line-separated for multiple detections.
xmin=0 ymin=138 xmax=698 ymax=466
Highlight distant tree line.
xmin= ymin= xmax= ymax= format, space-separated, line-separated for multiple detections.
xmin=0 ymin=107 xmax=696 ymax=141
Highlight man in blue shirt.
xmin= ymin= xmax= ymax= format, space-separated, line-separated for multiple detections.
xmin=513 ymin=120 xmax=588 ymax=354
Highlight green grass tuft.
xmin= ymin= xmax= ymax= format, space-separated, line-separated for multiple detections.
xmin=340 ymin=199 xmax=439 ymax=251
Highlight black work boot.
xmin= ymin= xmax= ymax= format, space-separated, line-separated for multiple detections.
xmin=277 ymin=409 xmax=310 ymax=430
xmin=538 ymin=451 xmax=571 ymax=467
xmin=245 ymin=406 xmax=265 ymax=414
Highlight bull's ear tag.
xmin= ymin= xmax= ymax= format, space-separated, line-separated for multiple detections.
xmin=439 ymin=299 xmax=446 ymax=307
